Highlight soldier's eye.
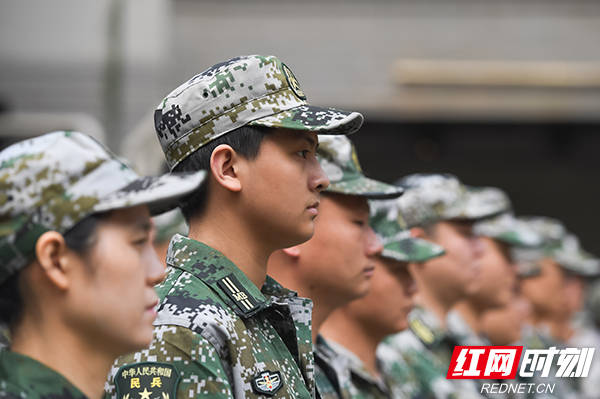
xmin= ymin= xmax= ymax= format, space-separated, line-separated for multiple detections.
xmin=297 ymin=150 xmax=310 ymax=159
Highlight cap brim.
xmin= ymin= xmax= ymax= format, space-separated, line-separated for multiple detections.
xmin=93 ymin=170 xmax=206 ymax=216
xmin=248 ymin=105 xmax=364 ymax=136
xmin=327 ymin=176 xmax=404 ymax=200
xmin=382 ymin=237 xmax=445 ymax=263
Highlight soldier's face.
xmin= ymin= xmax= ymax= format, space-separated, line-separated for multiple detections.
xmin=418 ymin=220 xmax=483 ymax=304
xmin=467 ymin=237 xmax=516 ymax=309
xmin=66 ymin=206 xmax=165 ymax=355
xmin=520 ymin=258 xmax=569 ymax=319
xmin=295 ymin=194 xmax=383 ymax=305
xmin=343 ymin=257 xmax=416 ymax=339
xmin=238 ymin=129 xmax=329 ymax=249
xmin=481 ymin=293 xmax=530 ymax=345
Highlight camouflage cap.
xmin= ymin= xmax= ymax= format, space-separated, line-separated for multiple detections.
xmin=396 ymin=175 xmax=509 ymax=227
xmin=552 ymin=234 xmax=600 ymax=277
xmin=317 ymin=135 xmax=403 ymax=199
xmin=513 ymin=217 xmax=599 ymax=277
xmin=474 ymin=213 xmax=543 ymax=248
xmin=154 ymin=55 xmax=364 ymax=170
xmin=369 ymin=199 xmax=445 ymax=263
xmin=0 ymin=131 xmax=206 ymax=284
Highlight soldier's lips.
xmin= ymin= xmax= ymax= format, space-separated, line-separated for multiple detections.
xmin=145 ymin=299 xmax=159 ymax=317
xmin=363 ymin=265 xmax=375 ymax=277
xmin=306 ymin=201 xmax=319 ymax=216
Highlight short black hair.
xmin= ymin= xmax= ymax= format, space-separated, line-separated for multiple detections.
xmin=0 ymin=212 xmax=107 ymax=330
xmin=173 ymin=125 xmax=271 ymax=221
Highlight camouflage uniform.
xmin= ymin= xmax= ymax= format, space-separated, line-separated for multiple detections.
xmin=322 ymin=194 xmax=444 ymax=399
xmin=380 ymin=176 xmax=509 ymax=399
xmin=105 ymin=234 xmax=316 ymax=399
xmin=314 ymin=337 xmax=354 ymax=399
xmin=0 ymin=350 xmax=87 ymax=399
xmin=513 ymin=217 xmax=600 ymax=399
xmin=106 ymin=55 xmax=367 ymax=399
xmin=312 ymin=136 xmax=403 ymax=399
xmin=0 ymin=131 xmax=206 ymax=399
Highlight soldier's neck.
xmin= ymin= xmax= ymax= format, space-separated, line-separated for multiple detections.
xmin=188 ymin=210 xmax=273 ymax=289
xmin=416 ymin=289 xmax=453 ymax=328
xmin=321 ymin=309 xmax=382 ymax=378
xmin=11 ymin=309 xmax=115 ymax=399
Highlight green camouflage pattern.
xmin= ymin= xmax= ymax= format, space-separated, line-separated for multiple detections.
xmin=154 ymin=55 xmax=364 ymax=170
xmin=105 ymin=235 xmax=314 ymax=399
xmin=369 ymin=198 xmax=445 ymax=263
xmin=0 ymin=131 xmax=206 ymax=285
xmin=552 ymin=234 xmax=600 ymax=277
xmin=380 ymin=306 xmax=484 ymax=399
xmin=474 ymin=213 xmax=543 ymax=248
xmin=515 ymin=217 xmax=600 ymax=277
xmin=0 ymin=349 xmax=87 ymax=399
xmin=519 ymin=325 xmax=579 ymax=399
xmin=314 ymin=336 xmax=353 ymax=399
xmin=325 ymin=341 xmax=390 ymax=399
xmin=397 ymin=175 xmax=509 ymax=228
xmin=317 ymin=135 xmax=403 ymax=199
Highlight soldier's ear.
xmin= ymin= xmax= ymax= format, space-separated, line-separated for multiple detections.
xmin=210 ymin=144 xmax=242 ymax=193
xmin=282 ymin=246 xmax=301 ymax=258
xmin=34 ymin=231 xmax=72 ymax=290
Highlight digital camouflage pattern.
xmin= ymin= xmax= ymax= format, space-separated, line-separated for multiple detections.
xmin=105 ymin=235 xmax=315 ymax=399
xmin=396 ymin=175 xmax=508 ymax=228
xmin=0 ymin=131 xmax=206 ymax=285
xmin=154 ymin=55 xmax=364 ymax=170
xmin=317 ymin=135 xmax=403 ymax=199
xmin=474 ymin=213 xmax=543 ymax=248
xmin=314 ymin=336 xmax=353 ymax=399
xmin=325 ymin=341 xmax=390 ymax=399
xmin=515 ymin=217 xmax=600 ymax=277
xmin=369 ymin=198 xmax=445 ymax=263
xmin=552 ymin=234 xmax=600 ymax=277
xmin=0 ymin=350 xmax=87 ymax=399
xmin=381 ymin=306 xmax=484 ymax=399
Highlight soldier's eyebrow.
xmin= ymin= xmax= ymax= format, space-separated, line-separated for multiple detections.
xmin=302 ymin=136 xmax=318 ymax=152
xmin=133 ymin=219 xmax=152 ymax=234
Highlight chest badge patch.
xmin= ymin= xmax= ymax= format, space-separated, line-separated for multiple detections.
xmin=251 ymin=370 xmax=283 ymax=396
xmin=115 ymin=362 xmax=179 ymax=399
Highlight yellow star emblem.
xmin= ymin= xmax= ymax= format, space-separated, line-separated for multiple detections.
xmin=139 ymin=388 xmax=152 ymax=399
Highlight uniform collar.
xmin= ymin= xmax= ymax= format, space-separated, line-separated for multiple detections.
xmin=327 ymin=340 xmax=390 ymax=394
xmin=407 ymin=305 xmax=448 ymax=347
xmin=0 ymin=350 xmax=87 ymax=398
xmin=166 ymin=234 xmax=298 ymax=318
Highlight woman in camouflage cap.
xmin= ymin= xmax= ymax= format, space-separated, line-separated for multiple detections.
xmin=0 ymin=131 xmax=206 ymax=399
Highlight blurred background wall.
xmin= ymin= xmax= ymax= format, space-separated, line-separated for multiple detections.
xmin=1 ymin=0 xmax=599 ymax=253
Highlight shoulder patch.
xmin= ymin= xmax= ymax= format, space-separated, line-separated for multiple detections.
xmin=251 ymin=370 xmax=284 ymax=396
xmin=409 ymin=318 xmax=435 ymax=346
xmin=217 ymin=273 xmax=260 ymax=316
xmin=115 ymin=362 xmax=179 ymax=399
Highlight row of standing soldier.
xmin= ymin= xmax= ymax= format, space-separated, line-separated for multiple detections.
xmin=0 ymin=55 xmax=598 ymax=399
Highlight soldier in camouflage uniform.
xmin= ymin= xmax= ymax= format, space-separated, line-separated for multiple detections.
xmin=267 ymin=134 xmax=403 ymax=399
xmin=319 ymin=197 xmax=445 ymax=399
xmin=381 ymin=174 xmax=508 ymax=399
xmin=105 ymin=55 xmax=366 ymax=399
xmin=0 ymin=131 xmax=205 ymax=399
xmin=448 ymin=187 xmax=542 ymax=348
xmin=516 ymin=217 xmax=599 ymax=399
